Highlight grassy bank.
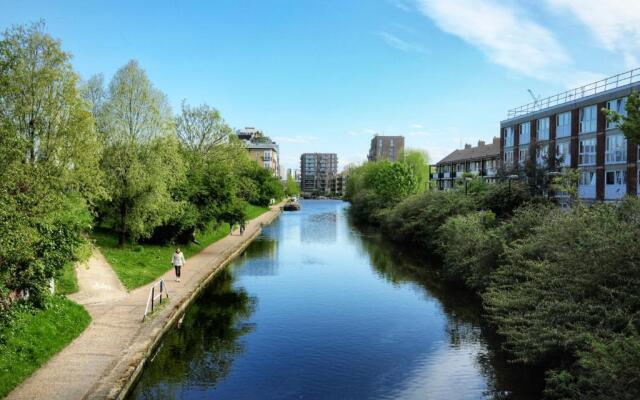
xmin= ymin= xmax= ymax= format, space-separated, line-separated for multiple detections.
xmin=0 ymin=297 xmax=91 ymax=397
xmin=94 ymin=204 xmax=270 ymax=289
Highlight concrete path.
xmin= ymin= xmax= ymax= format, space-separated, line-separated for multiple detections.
xmin=69 ymin=248 xmax=127 ymax=310
xmin=7 ymin=204 xmax=282 ymax=400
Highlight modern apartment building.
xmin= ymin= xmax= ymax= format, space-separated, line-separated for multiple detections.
xmin=431 ymin=138 xmax=501 ymax=190
xmin=500 ymin=68 xmax=640 ymax=201
xmin=300 ymin=153 xmax=338 ymax=196
xmin=368 ymin=135 xmax=405 ymax=162
xmin=237 ymin=127 xmax=280 ymax=177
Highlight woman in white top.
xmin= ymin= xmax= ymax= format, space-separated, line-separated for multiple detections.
xmin=172 ymin=248 xmax=186 ymax=282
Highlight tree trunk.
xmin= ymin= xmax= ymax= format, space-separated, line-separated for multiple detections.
xmin=118 ymin=202 xmax=127 ymax=247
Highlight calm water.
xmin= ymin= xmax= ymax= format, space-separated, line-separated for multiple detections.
xmin=129 ymin=200 xmax=541 ymax=400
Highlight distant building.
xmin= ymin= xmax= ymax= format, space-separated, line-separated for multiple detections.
xmin=237 ymin=127 xmax=280 ymax=177
xmin=286 ymin=168 xmax=302 ymax=186
xmin=368 ymin=135 xmax=405 ymax=162
xmin=432 ymin=138 xmax=500 ymax=190
xmin=332 ymin=171 xmax=349 ymax=198
xmin=300 ymin=153 xmax=338 ymax=196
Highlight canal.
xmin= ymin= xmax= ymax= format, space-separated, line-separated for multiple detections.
xmin=129 ymin=200 xmax=541 ymax=399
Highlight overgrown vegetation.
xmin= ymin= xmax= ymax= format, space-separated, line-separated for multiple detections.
xmin=347 ymin=149 xmax=640 ymax=398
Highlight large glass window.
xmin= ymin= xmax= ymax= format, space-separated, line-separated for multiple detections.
xmin=556 ymin=112 xmax=572 ymax=137
xmin=579 ymin=105 xmax=597 ymax=133
xmin=606 ymin=170 xmax=627 ymax=185
xmin=537 ymin=117 xmax=549 ymax=141
xmin=504 ymin=127 xmax=514 ymax=147
xmin=518 ymin=147 xmax=528 ymax=164
xmin=504 ymin=150 xmax=514 ymax=164
xmin=605 ymin=134 xmax=627 ymax=163
xmin=579 ymin=171 xmax=596 ymax=186
xmin=579 ymin=138 xmax=596 ymax=165
xmin=556 ymin=141 xmax=570 ymax=166
xmin=536 ymin=143 xmax=548 ymax=166
xmin=519 ymin=122 xmax=531 ymax=145
xmin=607 ymin=97 xmax=628 ymax=129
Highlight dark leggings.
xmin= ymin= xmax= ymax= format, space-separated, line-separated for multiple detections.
xmin=174 ymin=265 xmax=181 ymax=277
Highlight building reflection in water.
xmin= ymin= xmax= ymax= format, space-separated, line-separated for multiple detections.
xmin=300 ymin=211 xmax=337 ymax=243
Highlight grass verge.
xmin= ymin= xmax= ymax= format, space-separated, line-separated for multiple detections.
xmin=0 ymin=296 xmax=91 ymax=398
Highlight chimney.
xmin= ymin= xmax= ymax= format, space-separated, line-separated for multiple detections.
xmin=478 ymin=140 xmax=485 ymax=146
xmin=493 ymin=136 xmax=500 ymax=145
xmin=464 ymin=143 xmax=471 ymax=149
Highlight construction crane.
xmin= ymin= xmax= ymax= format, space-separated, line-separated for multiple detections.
xmin=528 ymin=89 xmax=541 ymax=106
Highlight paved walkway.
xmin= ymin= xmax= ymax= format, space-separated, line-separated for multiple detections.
xmin=69 ymin=248 xmax=127 ymax=311
xmin=7 ymin=205 xmax=282 ymax=400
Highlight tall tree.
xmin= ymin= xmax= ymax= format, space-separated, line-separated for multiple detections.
xmin=401 ymin=149 xmax=430 ymax=191
xmin=176 ymin=101 xmax=232 ymax=154
xmin=99 ymin=60 xmax=184 ymax=245
xmin=0 ymin=22 xmax=97 ymax=303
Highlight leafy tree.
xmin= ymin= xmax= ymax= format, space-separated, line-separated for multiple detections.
xmin=604 ymin=90 xmax=640 ymax=143
xmin=176 ymin=101 xmax=233 ymax=154
xmin=98 ymin=60 xmax=185 ymax=245
xmin=401 ymin=149 xmax=430 ymax=191
xmin=0 ymin=22 xmax=97 ymax=306
xmin=285 ymin=175 xmax=300 ymax=196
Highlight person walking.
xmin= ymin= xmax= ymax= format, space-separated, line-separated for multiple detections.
xmin=240 ymin=219 xmax=246 ymax=235
xmin=172 ymin=248 xmax=186 ymax=282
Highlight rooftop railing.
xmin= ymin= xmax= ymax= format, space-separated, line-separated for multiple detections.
xmin=507 ymin=67 xmax=640 ymax=119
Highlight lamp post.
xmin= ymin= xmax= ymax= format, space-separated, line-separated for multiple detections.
xmin=464 ymin=177 xmax=472 ymax=195
xmin=507 ymin=174 xmax=518 ymax=197
xmin=545 ymin=171 xmax=561 ymax=200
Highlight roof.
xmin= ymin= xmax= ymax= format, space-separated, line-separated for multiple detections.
xmin=245 ymin=142 xmax=278 ymax=151
xmin=437 ymin=138 xmax=500 ymax=165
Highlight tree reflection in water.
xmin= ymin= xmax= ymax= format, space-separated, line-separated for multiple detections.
xmin=350 ymin=221 xmax=544 ymax=400
xmin=128 ymin=268 xmax=256 ymax=400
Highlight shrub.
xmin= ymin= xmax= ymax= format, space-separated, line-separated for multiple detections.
xmin=436 ymin=211 xmax=501 ymax=291
xmin=383 ymin=190 xmax=477 ymax=251
xmin=484 ymin=202 xmax=640 ymax=373
xmin=480 ymin=180 xmax=531 ymax=218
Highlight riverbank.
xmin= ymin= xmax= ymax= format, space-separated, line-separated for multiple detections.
xmin=7 ymin=203 xmax=282 ymax=400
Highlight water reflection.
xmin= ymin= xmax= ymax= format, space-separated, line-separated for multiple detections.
xmin=129 ymin=200 xmax=542 ymax=400
xmin=128 ymin=269 xmax=256 ymax=399
xmin=351 ymin=222 xmax=543 ymax=400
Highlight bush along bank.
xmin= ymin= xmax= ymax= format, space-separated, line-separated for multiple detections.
xmin=345 ymin=160 xmax=640 ymax=399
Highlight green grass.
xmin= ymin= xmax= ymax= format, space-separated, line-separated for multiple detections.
xmin=244 ymin=204 xmax=270 ymax=220
xmin=0 ymin=297 xmax=91 ymax=398
xmin=93 ymin=204 xmax=271 ymax=290
xmin=55 ymin=262 xmax=79 ymax=295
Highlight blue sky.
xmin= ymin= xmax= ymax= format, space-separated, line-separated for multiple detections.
xmin=2 ymin=0 xmax=639 ymax=173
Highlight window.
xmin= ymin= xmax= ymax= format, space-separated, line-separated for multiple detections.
xmin=579 ymin=171 xmax=596 ymax=186
xmin=263 ymin=150 xmax=272 ymax=161
xmin=518 ymin=147 xmax=528 ymax=164
xmin=607 ymin=97 xmax=628 ymax=129
xmin=579 ymin=105 xmax=597 ymax=133
xmin=504 ymin=127 xmax=514 ymax=147
xmin=556 ymin=141 xmax=570 ymax=166
xmin=520 ymin=122 xmax=531 ymax=144
xmin=605 ymin=134 xmax=627 ymax=163
xmin=606 ymin=170 xmax=627 ymax=185
xmin=536 ymin=144 xmax=548 ymax=166
xmin=537 ymin=118 xmax=549 ymax=141
xmin=456 ymin=163 xmax=463 ymax=172
xmin=556 ymin=112 xmax=571 ymax=137
xmin=263 ymin=161 xmax=271 ymax=168
xmin=579 ymin=138 xmax=596 ymax=165
xmin=504 ymin=150 xmax=514 ymax=164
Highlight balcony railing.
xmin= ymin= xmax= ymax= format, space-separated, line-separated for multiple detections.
xmin=507 ymin=67 xmax=640 ymax=119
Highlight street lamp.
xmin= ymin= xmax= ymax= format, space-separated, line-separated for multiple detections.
xmin=545 ymin=171 xmax=561 ymax=200
xmin=507 ymin=174 xmax=518 ymax=197
xmin=464 ymin=177 xmax=472 ymax=195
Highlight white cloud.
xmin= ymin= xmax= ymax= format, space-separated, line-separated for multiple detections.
xmin=408 ymin=130 xmax=430 ymax=137
xmin=272 ymin=135 xmax=317 ymax=144
xmin=545 ymin=0 xmax=640 ymax=70
xmin=378 ymin=31 xmax=428 ymax=54
xmin=410 ymin=123 xmax=424 ymax=129
xmin=415 ymin=0 xmax=569 ymax=80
